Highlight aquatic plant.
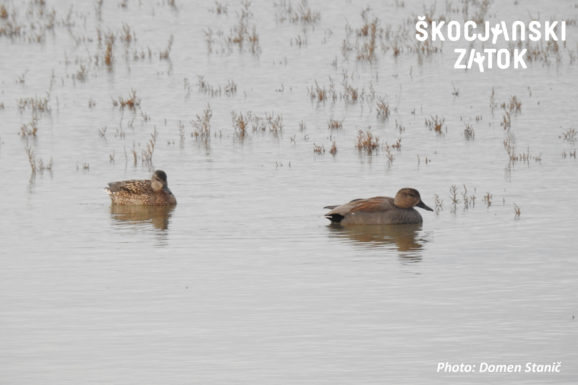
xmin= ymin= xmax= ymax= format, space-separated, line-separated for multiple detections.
xmin=560 ymin=128 xmax=577 ymax=143
xmin=500 ymin=112 xmax=511 ymax=130
xmin=25 ymin=145 xmax=52 ymax=174
xmin=275 ymin=0 xmax=320 ymax=25
xmin=159 ymin=35 xmax=174 ymax=60
xmin=514 ymin=204 xmax=521 ymax=219
xmin=356 ymin=130 xmax=379 ymax=154
xmin=464 ymin=123 xmax=475 ymax=140
xmin=425 ymin=115 xmax=445 ymax=134
xmin=329 ymin=141 xmax=337 ymax=156
xmin=232 ymin=111 xmax=249 ymax=139
xmin=501 ymin=95 xmax=522 ymax=114
xmin=313 ymin=143 xmax=325 ymax=154
xmin=328 ymin=119 xmax=343 ymax=130
xmin=483 ymin=192 xmax=493 ymax=208
xmin=192 ymin=104 xmax=213 ymax=140
xmin=376 ymin=98 xmax=390 ymax=120
xmin=113 ymin=90 xmax=141 ymax=110
xmin=20 ymin=119 xmax=38 ymax=137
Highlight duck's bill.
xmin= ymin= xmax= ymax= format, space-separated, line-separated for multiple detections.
xmin=416 ymin=201 xmax=434 ymax=211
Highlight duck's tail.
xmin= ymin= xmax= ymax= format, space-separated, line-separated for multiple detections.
xmin=324 ymin=213 xmax=344 ymax=223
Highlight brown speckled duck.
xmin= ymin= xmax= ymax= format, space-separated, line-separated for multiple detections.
xmin=106 ymin=170 xmax=177 ymax=206
xmin=324 ymin=188 xmax=432 ymax=225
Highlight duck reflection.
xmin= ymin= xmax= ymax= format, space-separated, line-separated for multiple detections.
xmin=327 ymin=223 xmax=426 ymax=261
xmin=110 ymin=204 xmax=175 ymax=230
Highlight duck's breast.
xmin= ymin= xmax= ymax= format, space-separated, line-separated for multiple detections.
xmin=153 ymin=189 xmax=177 ymax=206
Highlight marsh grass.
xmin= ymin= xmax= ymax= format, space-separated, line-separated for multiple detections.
xmin=560 ymin=128 xmax=577 ymax=143
xmin=232 ymin=111 xmax=249 ymax=139
xmin=210 ymin=1 xmax=228 ymax=15
xmin=389 ymin=137 xmax=402 ymax=150
xmin=425 ymin=115 xmax=445 ymax=134
xmin=513 ymin=203 xmax=521 ymax=219
xmin=247 ymin=112 xmax=284 ymax=136
xmin=20 ymin=119 xmax=38 ymax=137
xmin=75 ymin=65 xmax=88 ymax=82
xmin=192 ymin=104 xmax=213 ymax=142
xmin=356 ymin=130 xmax=379 ymax=154
xmin=0 ymin=1 xmax=55 ymax=43
xmin=451 ymin=84 xmax=459 ymax=96
xmin=461 ymin=184 xmax=476 ymax=209
xmin=308 ymin=80 xmax=333 ymax=103
xmin=225 ymin=1 xmax=261 ymax=55
xmin=120 ymin=23 xmax=136 ymax=44
xmin=384 ymin=145 xmax=395 ymax=166
xmin=376 ymin=98 xmax=390 ymax=120
xmin=327 ymin=119 xmax=343 ymax=130
xmin=464 ymin=123 xmax=475 ymax=140
xmin=159 ymin=35 xmax=174 ymax=60
xmin=503 ymin=137 xmax=541 ymax=165
xmin=142 ymin=127 xmax=158 ymax=167
xmin=275 ymin=0 xmax=320 ymax=25
xmin=449 ymin=185 xmax=459 ymax=206
xmin=290 ymin=33 xmax=307 ymax=47
xmin=500 ymin=111 xmax=511 ymax=130
xmin=434 ymin=194 xmax=443 ymax=214
xmin=330 ymin=141 xmax=337 ymax=156
xmin=501 ymin=96 xmax=522 ymax=114
xmin=417 ymin=154 xmax=431 ymax=166
xmin=113 ymin=90 xmax=140 ymax=110
xmin=25 ymin=145 xmax=52 ymax=174
xmin=224 ymin=80 xmax=238 ymax=96
xmin=356 ymin=15 xmax=377 ymax=61
xmin=437 ymin=185 xmax=488 ymax=213
xmin=104 ymin=37 xmax=114 ymax=67
xmin=342 ymin=78 xmax=360 ymax=104
xmin=561 ymin=150 xmax=576 ymax=159
xmin=18 ymin=94 xmax=50 ymax=114
xmin=197 ymin=76 xmax=238 ymax=97
xmin=308 ymin=76 xmax=375 ymax=106
xmin=395 ymin=120 xmax=405 ymax=133
xmin=483 ymin=192 xmax=493 ymax=208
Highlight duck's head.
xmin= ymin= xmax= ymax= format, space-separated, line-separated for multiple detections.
xmin=394 ymin=188 xmax=433 ymax=211
xmin=151 ymin=170 xmax=168 ymax=192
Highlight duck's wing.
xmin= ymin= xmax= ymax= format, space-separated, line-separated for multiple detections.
xmin=106 ymin=179 xmax=152 ymax=194
xmin=349 ymin=197 xmax=395 ymax=213
xmin=325 ymin=197 xmax=393 ymax=223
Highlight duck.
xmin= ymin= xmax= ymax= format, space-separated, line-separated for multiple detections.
xmin=324 ymin=188 xmax=432 ymax=225
xmin=106 ymin=170 xmax=177 ymax=206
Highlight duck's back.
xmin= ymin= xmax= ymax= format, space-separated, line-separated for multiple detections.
xmin=326 ymin=196 xmax=423 ymax=225
xmin=107 ymin=180 xmax=176 ymax=206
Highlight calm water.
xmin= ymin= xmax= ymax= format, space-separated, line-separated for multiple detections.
xmin=1 ymin=0 xmax=577 ymax=384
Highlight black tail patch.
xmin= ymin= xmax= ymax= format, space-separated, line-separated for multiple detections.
xmin=325 ymin=213 xmax=344 ymax=223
